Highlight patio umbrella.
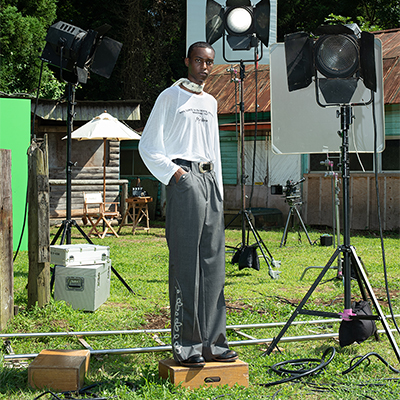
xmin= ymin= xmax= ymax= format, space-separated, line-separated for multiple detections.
xmin=64 ymin=111 xmax=141 ymax=202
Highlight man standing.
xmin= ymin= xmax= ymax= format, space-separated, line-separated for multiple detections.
xmin=139 ymin=42 xmax=237 ymax=367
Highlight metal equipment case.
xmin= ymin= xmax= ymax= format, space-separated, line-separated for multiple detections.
xmin=50 ymin=244 xmax=110 ymax=266
xmin=54 ymin=260 xmax=111 ymax=311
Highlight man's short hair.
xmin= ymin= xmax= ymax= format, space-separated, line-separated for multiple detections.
xmin=187 ymin=42 xmax=215 ymax=59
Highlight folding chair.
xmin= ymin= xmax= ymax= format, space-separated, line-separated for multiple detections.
xmin=83 ymin=192 xmax=120 ymax=238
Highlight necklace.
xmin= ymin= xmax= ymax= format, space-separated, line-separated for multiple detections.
xmin=172 ymin=78 xmax=204 ymax=93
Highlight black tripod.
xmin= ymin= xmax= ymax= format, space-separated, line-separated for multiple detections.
xmin=280 ymin=178 xmax=312 ymax=247
xmin=51 ymin=83 xmax=91 ymax=246
xmin=224 ymin=60 xmax=281 ymax=280
xmin=263 ymin=104 xmax=400 ymax=363
xmin=50 ymin=82 xmax=134 ymax=294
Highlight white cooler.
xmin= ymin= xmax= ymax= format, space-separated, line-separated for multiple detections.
xmin=54 ymin=260 xmax=111 ymax=311
xmin=50 ymin=244 xmax=110 ymax=267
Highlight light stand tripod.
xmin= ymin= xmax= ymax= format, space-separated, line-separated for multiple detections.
xmin=224 ymin=57 xmax=281 ymax=280
xmin=51 ymin=82 xmax=93 ymax=246
xmin=280 ymin=178 xmax=312 ymax=247
xmin=50 ymin=83 xmax=134 ymax=294
xmin=263 ymin=104 xmax=400 ymax=363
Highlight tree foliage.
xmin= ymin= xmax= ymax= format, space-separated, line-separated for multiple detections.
xmin=276 ymin=0 xmax=399 ymax=40
xmin=0 ymin=0 xmax=65 ymax=98
xmin=53 ymin=0 xmax=187 ymax=120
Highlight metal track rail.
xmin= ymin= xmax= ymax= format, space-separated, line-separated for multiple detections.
xmin=3 ymin=316 xmax=399 ymax=361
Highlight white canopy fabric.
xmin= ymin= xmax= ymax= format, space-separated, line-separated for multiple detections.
xmin=67 ymin=111 xmax=141 ymax=141
xmin=64 ymin=111 xmax=141 ymax=201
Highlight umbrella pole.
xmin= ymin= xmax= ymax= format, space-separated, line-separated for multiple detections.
xmin=103 ymin=138 xmax=107 ymax=202
xmin=102 ymin=138 xmax=107 ymax=234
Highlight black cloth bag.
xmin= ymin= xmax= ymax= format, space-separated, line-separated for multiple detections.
xmin=339 ymin=300 xmax=377 ymax=347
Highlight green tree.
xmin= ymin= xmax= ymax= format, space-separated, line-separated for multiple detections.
xmin=54 ymin=0 xmax=186 ymax=120
xmin=0 ymin=0 xmax=65 ymax=98
xmin=118 ymin=0 xmax=187 ymax=119
xmin=276 ymin=0 xmax=399 ymax=40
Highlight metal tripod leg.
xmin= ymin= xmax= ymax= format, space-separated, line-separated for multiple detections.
xmin=280 ymin=206 xmax=294 ymax=247
xmin=263 ymin=245 xmax=400 ymax=364
xmin=350 ymin=247 xmax=400 ymax=361
xmin=263 ymin=247 xmax=341 ymax=355
xmin=280 ymin=205 xmax=312 ymax=247
xmin=294 ymin=206 xmax=312 ymax=245
xmin=243 ymin=211 xmax=281 ymax=279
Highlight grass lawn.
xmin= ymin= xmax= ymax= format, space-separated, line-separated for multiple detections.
xmin=1 ymin=222 xmax=400 ymax=399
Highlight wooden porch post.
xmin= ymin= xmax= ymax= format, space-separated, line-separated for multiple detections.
xmin=27 ymin=137 xmax=50 ymax=308
xmin=0 ymin=149 xmax=14 ymax=329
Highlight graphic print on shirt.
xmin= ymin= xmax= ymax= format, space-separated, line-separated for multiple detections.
xmin=178 ymin=108 xmax=214 ymax=124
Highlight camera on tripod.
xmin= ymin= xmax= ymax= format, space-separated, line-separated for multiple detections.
xmin=271 ymin=177 xmax=311 ymax=247
xmin=271 ymin=178 xmax=305 ymax=204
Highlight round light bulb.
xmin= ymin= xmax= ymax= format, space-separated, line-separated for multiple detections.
xmin=226 ymin=8 xmax=252 ymax=35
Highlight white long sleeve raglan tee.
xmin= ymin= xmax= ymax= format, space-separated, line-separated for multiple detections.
xmin=138 ymin=85 xmax=223 ymax=199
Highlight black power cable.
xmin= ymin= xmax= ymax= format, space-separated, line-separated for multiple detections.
xmin=262 ymin=347 xmax=399 ymax=395
xmin=12 ymin=60 xmax=45 ymax=263
xmin=260 ymin=347 xmax=336 ymax=387
xmin=342 ymin=352 xmax=400 ymax=375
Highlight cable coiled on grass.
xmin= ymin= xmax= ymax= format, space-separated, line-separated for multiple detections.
xmin=260 ymin=346 xmax=336 ymax=387
xmin=342 ymin=352 xmax=400 ymax=375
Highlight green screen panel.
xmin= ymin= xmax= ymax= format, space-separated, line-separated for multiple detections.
xmin=0 ymin=98 xmax=30 ymax=252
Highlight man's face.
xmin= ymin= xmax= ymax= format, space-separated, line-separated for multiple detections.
xmin=185 ymin=47 xmax=215 ymax=85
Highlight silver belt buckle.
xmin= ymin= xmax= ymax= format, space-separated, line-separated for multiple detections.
xmin=199 ymin=162 xmax=213 ymax=173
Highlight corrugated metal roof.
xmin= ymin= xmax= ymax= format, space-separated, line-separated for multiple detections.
xmin=206 ymin=28 xmax=400 ymax=111
xmin=374 ymin=28 xmax=400 ymax=105
xmin=205 ymin=64 xmax=271 ymax=115
xmin=33 ymin=99 xmax=141 ymax=121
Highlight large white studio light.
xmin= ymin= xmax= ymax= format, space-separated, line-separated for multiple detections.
xmin=206 ymin=0 xmax=270 ymax=54
xmin=270 ymin=24 xmax=384 ymax=155
xmin=285 ymin=24 xmax=376 ymax=105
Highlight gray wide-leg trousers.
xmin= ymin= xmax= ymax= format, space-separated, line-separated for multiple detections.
xmin=166 ymin=162 xmax=229 ymax=362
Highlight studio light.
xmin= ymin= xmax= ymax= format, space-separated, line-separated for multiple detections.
xmin=40 ymin=21 xmax=122 ymax=245
xmin=284 ymin=24 xmax=376 ymax=105
xmin=206 ymin=0 xmax=270 ymax=51
xmin=40 ymin=21 xmax=122 ymax=84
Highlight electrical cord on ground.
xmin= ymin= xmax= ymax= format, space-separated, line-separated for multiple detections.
xmin=372 ymin=92 xmax=400 ymax=336
xmin=342 ymin=352 xmax=400 ymax=375
xmin=33 ymin=391 xmax=62 ymax=400
xmin=32 ymin=379 xmax=136 ymax=400
xmin=260 ymin=346 xmax=336 ymax=387
xmin=305 ymin=377 xmax=400 ymax=399
xmin=262 ymin=346 xmax=399 ymax=397
xmin=33 ymin=391 xmax=107 ymax=400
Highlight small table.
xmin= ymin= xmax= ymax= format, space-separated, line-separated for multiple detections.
xmin=118 ymin=196 xmax=153 ymax=234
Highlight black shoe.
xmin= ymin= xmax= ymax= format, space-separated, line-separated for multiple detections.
xmin=212 ymin=349 xmax=238 ymax=362
xmin=180 ymin=355 xmax=206 ymax=368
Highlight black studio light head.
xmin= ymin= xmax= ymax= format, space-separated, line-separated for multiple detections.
xmin=40 ymin=21 xmax=122 ymax=84
xmin=206 ymin=0 xmax=270 ymax=51
xmin=284 ymin=24 xmax=376 ymax=104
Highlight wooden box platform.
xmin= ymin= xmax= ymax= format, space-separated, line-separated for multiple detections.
xmin=159 ymin=359 xmax=249 ymax=389
xmin=28 ymin=349 xmax=90 ymax=391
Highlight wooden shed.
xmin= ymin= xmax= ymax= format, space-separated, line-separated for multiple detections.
xmin=32 ymin=99 xmax=141 ymax=223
